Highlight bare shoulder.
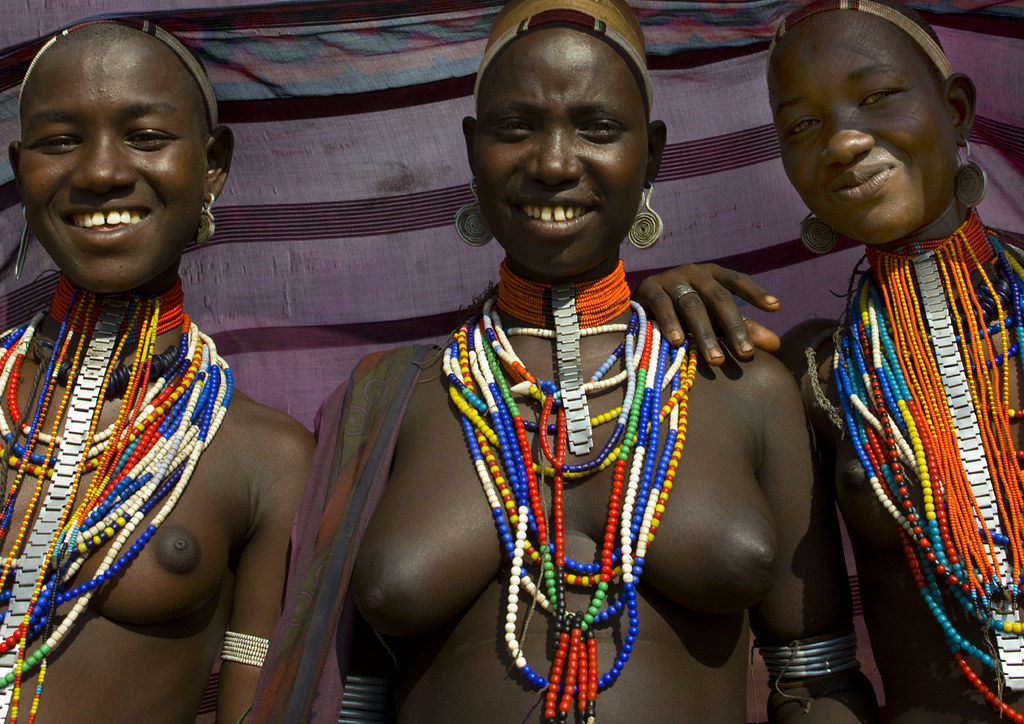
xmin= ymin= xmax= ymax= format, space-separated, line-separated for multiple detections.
xmin=203 ymin=389 xmax=315 ymax=516
xmin=779 ymin=318 xmax=843 ymax=440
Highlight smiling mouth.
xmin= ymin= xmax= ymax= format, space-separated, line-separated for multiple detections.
xmin=521 ymin=204 xmax=587 ymax=222
xmin=70 ymin=210 xmax=145 ymax=229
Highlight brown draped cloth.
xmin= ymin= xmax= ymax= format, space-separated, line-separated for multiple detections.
xmin=249 ymin=345 xmax=432 ymax=723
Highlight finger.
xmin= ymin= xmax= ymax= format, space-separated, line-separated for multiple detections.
xmin=745 ymin=319 xmax=781 ymax=353
xmin=673 ymin=289 xmax=726 ymax=365
xmin=687 ymin=285 xmax=753 ymax=359
xmin=706 ymin=265 xmax=780 ymax=312
xmin=636 ymin=278 xmax=687 ymax=347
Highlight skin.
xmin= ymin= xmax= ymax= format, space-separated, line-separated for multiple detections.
xmin=350 ymin=27 xmax=874 ymax=723
xmin=6 ymin=27 xmax=313 ymax=723
xmin=642 ymin=9 xmax=1024 ymax=723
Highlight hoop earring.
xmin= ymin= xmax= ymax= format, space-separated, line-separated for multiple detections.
xmin=628 ymin=184 xmax=663 ymax=249
xmin=15 ymin=207 xmax=29 ymax=279
xmin=954 ymin=140 xmax=987 ymax=208
xmin=454 ymin=179 xmax=492 ymax=247
xmin=800 ymin=214 xmax=837 ymax=254
xmin=195 ymin=193 xmax=216 ymax=244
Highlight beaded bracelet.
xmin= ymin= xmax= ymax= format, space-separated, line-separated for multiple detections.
xmin=756 ymin=629 xmax=859 ymax=680
xmin=221 ymin=630 xmax=269 ymax=668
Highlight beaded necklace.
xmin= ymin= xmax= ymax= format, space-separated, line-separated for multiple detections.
xmin=834 ymin=212 xmax=1024 ymax=720
xmin=0 ymin=276 xmax=231 ymax=721
xmin=444 ymin=264 xmax=696 ymax=722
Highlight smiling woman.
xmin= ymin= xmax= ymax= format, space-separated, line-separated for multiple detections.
xmin=638 ymin=1 xmax=1024 ymax=721
xmin=252 ymin=2 xmax=876 ymax=723
xmin=1 ymin=20 xmax=312 ymax=724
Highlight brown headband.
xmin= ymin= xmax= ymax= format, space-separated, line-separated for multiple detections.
xmin=767 ymin=0 xmax=951 ymax=80
xmin=474 ymin=0 xmax=652 ymax=115
xmin=19 ymin=18 xmax=219 ymax=130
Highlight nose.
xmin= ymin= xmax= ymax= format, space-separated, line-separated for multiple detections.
xmin=528 ymin=128 xmax=582 ymax=189
xmin=70 ymin=137 xmax=134 ymax=194
xmin=822 ymin=128 xmax=874 ymax=166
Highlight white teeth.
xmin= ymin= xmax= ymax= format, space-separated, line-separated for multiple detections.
xmin=524 ymin=205 xmax=584 ymax=222
xmin=73 ymin=210 xmax=144 ymax=228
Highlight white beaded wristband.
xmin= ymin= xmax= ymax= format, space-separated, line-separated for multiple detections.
xmin=221 ymin=630 xmax=270 ymax=668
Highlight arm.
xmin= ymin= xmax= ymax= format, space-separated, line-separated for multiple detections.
xmin=747 ymin=358 xmax=878 ymax=723
xmin=634 ymin=263 xmax=781 ymax=364
xmin=216 ymin=402 xmax=315 ymax=723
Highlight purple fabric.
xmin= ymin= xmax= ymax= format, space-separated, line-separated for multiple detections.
xmin=0 ymin=2 xmax=1022 ymax=430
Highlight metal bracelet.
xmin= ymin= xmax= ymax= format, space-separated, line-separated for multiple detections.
xmin=756 ymin=629 xmax=859 ymax=680
xmin=339 ymin=674 xmax=396 ymax=723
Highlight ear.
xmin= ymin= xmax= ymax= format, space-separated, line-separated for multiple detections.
xmin=204 ymin=125 xmax=234 ymax=199
xmin=8 ymin=141 xmax=22 ymax=191
xmin=645 ymin=120 xmax=667 ymax=186
xmin=462 ymin=116 xmax=477 ymax=177
xmin=943 ymin=73 xmax=977 ymax=144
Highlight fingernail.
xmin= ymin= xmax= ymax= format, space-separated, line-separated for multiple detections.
xmin=740 ymin=342 xmax=753 ymax=354
xmin=670 ymin=331 xmax=683 ymax=344
xmin=709 ymin=349 xmax=724 ymax=362
xmin=765 ymin=296 xmax=779 ymax=305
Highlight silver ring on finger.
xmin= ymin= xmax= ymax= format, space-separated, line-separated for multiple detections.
xmin=671 ymin=283 xmax=696 ymax=304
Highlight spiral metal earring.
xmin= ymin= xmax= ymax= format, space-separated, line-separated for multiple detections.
xmin=800 ymin=213 xmax=838 ymax=254
xmin=195 ymin=193 xmax=217 ymax=244
xmin=14 ymin=206 xmax=31 ymax=279
xmin=954 ymin=141 xmax=987 ymax=208
xmin=628 ymin=184 xmax=663 ymax=249
xmin=454 ymin=180 xmax=492 ymax=247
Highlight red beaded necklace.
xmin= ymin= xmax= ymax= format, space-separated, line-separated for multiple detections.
xmin=497 ymin=261 xmax=631 ymax=328
xmin=48 ymin=275 xmax=188 ymax=337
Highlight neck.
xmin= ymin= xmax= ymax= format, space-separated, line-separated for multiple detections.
xmin=866 ymin=210 xmax=993 ymax=278
xmin=496 ymin=260 xmax=631 ymax=328
xmin=47 ymin=275 xmax=187 ymax=338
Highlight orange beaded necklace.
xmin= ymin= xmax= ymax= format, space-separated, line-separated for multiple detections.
xmin=496 ymin=260 xmax=631 ymax=328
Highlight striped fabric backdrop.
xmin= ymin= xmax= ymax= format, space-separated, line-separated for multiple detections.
xmin=1 ymin=0 xmax=1021 ymax=429
xmin=0 ymin=1 xmax=1022 ymax=721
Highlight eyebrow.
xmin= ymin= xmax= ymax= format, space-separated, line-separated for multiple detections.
xmin=772 ymin=62 xmax=905 ymax=114
xmin=23 ymin=102 xmax=181 ymax=128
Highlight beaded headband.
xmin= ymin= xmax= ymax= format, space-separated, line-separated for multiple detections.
xmin=767 ymin=0 xmax=952 ymax=81
xmin=19 ymin=18 xmax=218 ymax=130
xmin=474 ymin=0 xmax=652 ymax=115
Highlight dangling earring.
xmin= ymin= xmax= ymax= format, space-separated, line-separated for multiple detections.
xmin=454 ymin=179 xmax=492 ymax=247
xmin=954 ymin=140 xmax=987 ymax=208
xmin=195 ymin=193 xmax=217 ymax=244
xmin=800 ymin=213 xmax=837 ymax=254
xmin=15 ymin=206 xmax=30 ymax=279
xmin=628 ymin=183 xmax=663 ymax=249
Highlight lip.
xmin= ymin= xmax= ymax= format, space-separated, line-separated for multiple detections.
xmin=829 ymin=164 xmax=897 ymax=201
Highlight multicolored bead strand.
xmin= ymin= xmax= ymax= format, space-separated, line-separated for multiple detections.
xmin=835 ymin=212 xmax=1024 ymax=718
xmin=0 ymin=278 xmax=231 ymax=717
xmin=444 ymin=271 xmax=696 ymax=722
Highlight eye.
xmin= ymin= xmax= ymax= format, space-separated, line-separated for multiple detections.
xmin=30 ymin=135 xmax=79 ymax=154
xmin=861 ymin=89 xmax=897 ymax=105
xmin=126 ymin=130 xmax=177 ymax=150
xmin=785 ymin=117 xmax=818 ymax=138
xmin=579 ymin=120 xmax=622 ymax=143
xmin=492 ymin=119 xmax=533 ymax=140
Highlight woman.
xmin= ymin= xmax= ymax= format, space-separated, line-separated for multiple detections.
xmin=252 ymin=2 xmax=875 ymax=722
xmin=4 ymin=20 xmax=311 ymax=723
xmin=642 ymin=1 xmax=1024 ymax=721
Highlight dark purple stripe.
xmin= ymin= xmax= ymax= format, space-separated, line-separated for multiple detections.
xmin=209 ymin=234 xmax=859 ymax=356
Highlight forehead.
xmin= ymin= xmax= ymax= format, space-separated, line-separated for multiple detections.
xmin=20 ymin=31 xmax=200 ymax=119
xmin=477 ymin=27 xmax=643 ymax=110
xmin=768 ymin=11 xmax=934 ymax=96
